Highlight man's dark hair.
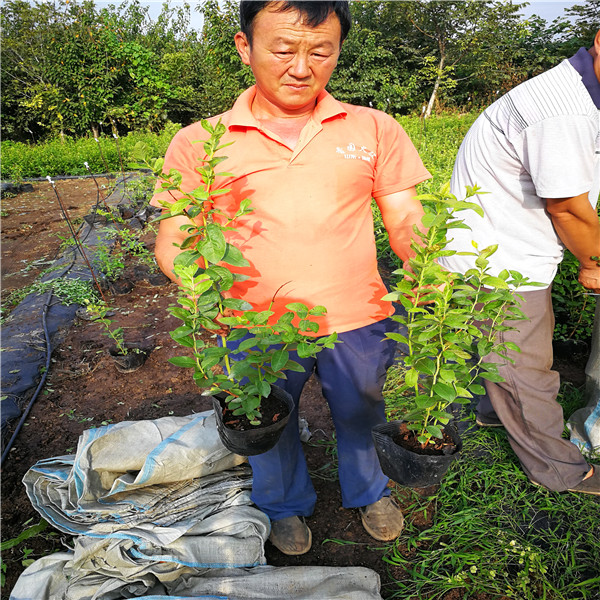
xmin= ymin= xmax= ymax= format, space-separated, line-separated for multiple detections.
xmin=239 ymin=1 xmax=351 ymax=46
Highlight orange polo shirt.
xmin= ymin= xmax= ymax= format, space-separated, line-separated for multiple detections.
xmin=152 ymin=87 xmax=430 ymax=335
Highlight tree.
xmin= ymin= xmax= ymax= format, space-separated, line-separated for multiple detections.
xmin=0 ymin=0 xmax=192 ymax=140
xmin=397 ymin=1 xmax=531 ymax=117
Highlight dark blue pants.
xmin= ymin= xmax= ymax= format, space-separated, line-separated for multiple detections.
xmin=227 ymin=318 xmax=398 ymax=521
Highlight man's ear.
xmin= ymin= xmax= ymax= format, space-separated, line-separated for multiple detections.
xmin=235 ymin=31 xmax=251 ymax=66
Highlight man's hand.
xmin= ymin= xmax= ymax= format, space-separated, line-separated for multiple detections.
xmin=579 ymin=266 xmax=600 ymax=294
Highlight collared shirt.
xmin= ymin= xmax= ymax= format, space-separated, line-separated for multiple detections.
xmin=153 ymin=86 xmax=430 ymax=335
xmin=569 ymin=47 xmax=600 ymax=108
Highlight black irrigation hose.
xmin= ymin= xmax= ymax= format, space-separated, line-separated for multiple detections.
xmin=0 ymin=244 xmax=81 ymax=466
xmin=48 ymin=176 xmax=106 ymax=302
xmin=1 ymin=288 xmax=54 ymax=467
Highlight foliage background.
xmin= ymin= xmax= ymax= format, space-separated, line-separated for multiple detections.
xmin=2 ymin=0 xmax=599 ymax=141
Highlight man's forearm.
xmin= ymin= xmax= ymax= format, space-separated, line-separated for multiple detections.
xmin=547 ymin=194 xmax=600 ymax=269
xmin=549 ymin=211 xmax=600 ymax=269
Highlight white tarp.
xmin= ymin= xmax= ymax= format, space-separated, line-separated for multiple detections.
xmin=11 ymin=411 xmax=384 ymax=600
xmin=12 ymin=557 xmax=383 ymax=600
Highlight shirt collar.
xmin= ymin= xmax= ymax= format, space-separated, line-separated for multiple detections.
xmin=568 ymin=47 xmax=600 ymax=108
xmin=228 ymin=86 xmax=347 ymax=129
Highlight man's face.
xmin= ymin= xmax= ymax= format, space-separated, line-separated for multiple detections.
xmin=234 ymin=5 xmax=342 ymax=116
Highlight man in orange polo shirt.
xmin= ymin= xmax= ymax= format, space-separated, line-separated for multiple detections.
xmin=152 ymin=1 xmax=431 ymax=556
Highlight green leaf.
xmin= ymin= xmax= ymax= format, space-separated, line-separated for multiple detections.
xmin=386 ymin=332 xmax=408 ymax=345
xmin=432 ymin=382 xmax=456 ymax=402
xmin=1 ymin=520 xmax=48 ymax=551
xmin=414 ymin=357 xmax=436 ymax=375
xmin=478 ymin=372 xmax=506 ymax=383
xmin=481 ymin=275 xmax=509 ymax=289
xmin=426 ymin=424 xmax=443 ymax=439
xmin=405 ymin=368 xmax=419 ymax=387
xmin=296 ymin=342 xmax=315 ymax=358
xmin=222 ymin=297 xmax=253 ymax=311
xmin=222 ymin=243 xmax=250 ymax=267
xmin=168 ymin=356 xmax=197 ymax=368
xmin=284 ymin=359 xmax=305 ymax=372
xmin=285 ymin=302 xmax=309 ymax=318
xmin=205 ymin=265 xmax=234 ymax=290
xmin=198 ymin=223 xmax=227 ymax=264
xmin=469 ymin=383 xmax=486 ymax=395
xmin=258 ymin=380 xmax=271 ymax=398
xmin=271 ymin=348 xmax=289 ymax=372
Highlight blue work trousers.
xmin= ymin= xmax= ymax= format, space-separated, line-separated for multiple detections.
xmin=227 ymin=318 xmax=398 ymax=521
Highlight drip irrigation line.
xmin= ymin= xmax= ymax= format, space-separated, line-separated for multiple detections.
xmin=85 ymin=161 xmax=111 ymax=214
xmin=1 ymin=291 xmax=52 ymax=467
xmin=47 ymin=176 xmax=106 ymax=303
xmin=2 ymin=172 xmax=139 ymax=465
xmin=0 ymin=255 xmax=75 ymax=467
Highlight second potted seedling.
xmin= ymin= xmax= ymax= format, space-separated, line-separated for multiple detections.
xmin=373 ymin=185 xmax=538 ymax=487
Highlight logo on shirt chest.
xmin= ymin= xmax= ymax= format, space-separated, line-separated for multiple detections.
xmin=335 ymin=142 xmax=376 ymax=162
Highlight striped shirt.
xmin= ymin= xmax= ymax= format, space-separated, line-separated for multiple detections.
xmin=440 ymin=56 xmax=600 ymax=289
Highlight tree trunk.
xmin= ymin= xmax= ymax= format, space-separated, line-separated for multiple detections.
xmin=425 ymin=54 xmax=445 ymax=119
xmin=91 ymin=124 xmax=99 ymax=139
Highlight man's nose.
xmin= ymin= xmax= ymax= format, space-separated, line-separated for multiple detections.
xmin=288 ymin=53 xmax=311 ymax=78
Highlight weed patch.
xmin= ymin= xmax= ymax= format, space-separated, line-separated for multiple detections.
xmin=384 ymin=425 xmax=600 ymax=599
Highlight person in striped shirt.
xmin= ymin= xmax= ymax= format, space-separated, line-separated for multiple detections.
xmin=440 ymin=30 xmax=600 ymax=495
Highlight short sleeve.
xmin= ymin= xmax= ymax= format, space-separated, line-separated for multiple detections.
xmin=515 ymin=115 xmax=597 ymax=199
xmin=372 ymin=113 xmax=431 ymax=197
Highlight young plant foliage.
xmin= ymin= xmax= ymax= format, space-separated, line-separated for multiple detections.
xmin=385 ymin=184 xmax=540 ymax=446
xmin=134 ymin=121 xmax=338 ymax=425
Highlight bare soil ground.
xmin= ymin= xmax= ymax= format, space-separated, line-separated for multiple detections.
xmin=0 ymin=178 xmax=587 ymax=599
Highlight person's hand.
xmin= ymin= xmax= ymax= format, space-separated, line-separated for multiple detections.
xmin=578 ymin=265 xmax=600 ymax=294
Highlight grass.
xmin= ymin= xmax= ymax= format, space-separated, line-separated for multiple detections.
xmin=374 ymin=112 xmax=479 ymax=278
xmin=380 ymin=364 xmax=600 ymax=600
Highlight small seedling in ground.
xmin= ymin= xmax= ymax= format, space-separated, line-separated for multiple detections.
xmin=84 ymin=301 xmax=127 ymax=356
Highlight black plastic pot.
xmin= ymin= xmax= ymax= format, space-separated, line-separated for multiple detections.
xmin=372 ymin=420 xmax=462 ymax=488
xmin=83 ymin=212 xmax=110 ymax=226
xmin=211 ymin=385 xmax=294 ymax=456
xmin=109 ymin=345 xmax=150 ymax=373
xmin=107 ymin=278 xmax=135 ymax=295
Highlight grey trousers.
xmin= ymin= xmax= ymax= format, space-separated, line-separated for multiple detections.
xmin=477 ymin=286 xmax=590 ymax=491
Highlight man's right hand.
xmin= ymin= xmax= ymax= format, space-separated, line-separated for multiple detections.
xmin=579 ymin=266 xmax=600 ymax=295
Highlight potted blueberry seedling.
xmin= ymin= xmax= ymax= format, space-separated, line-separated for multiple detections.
xmin=133 ymin=122 xmax=337 ymax=455
xmin=372 ymin=184 xmax=538 ymax=487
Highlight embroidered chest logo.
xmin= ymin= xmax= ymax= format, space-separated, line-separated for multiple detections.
xmin=336 ymin=142 xmax=376 ymax=162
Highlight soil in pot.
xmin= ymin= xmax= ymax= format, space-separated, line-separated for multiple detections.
xmin=372 ymin=420 xmax=462 ymax=488
xmin=212 ymin=386 xmax=294 ymax=456
xmin=392 ymin=421 xmax=459 ymax=456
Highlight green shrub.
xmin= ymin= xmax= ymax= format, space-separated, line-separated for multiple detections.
xmin=552 ymin=250 xmax=596 ymax=343
xmin=0 ymin=123 xmax=180 ymax=179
